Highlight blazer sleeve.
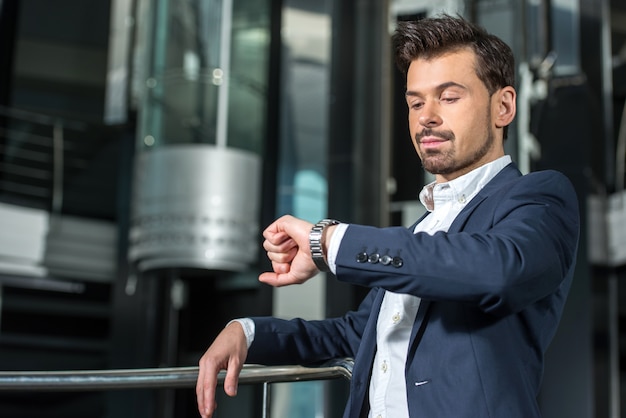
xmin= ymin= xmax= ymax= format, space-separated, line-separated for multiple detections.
xmin=245 ymin=288 xmax=379 ymax=365
xmin=334 ymin=170 xmax=580 ymax=317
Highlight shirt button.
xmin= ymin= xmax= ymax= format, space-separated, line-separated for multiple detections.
xmin=376 ymin=415 xmax=382 ymax=418
xmin=458 ymin=194 xmax=466 ymax=203
xmin=381 ymin=361 xmax=388 ymax=373
xmin=392 ymin=313 xmax=400 ymax=324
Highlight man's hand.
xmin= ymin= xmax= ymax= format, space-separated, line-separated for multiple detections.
xmin=258 ymin=215 xmax=322 ymax=286
xmin=196 ymin=322 xmax=248 ymax=418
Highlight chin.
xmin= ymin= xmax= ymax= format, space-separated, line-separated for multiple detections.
xmin=422 ymin=159 xmax=452 ymax=175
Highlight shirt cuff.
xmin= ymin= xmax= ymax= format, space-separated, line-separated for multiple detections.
xmin=326 ymin=223 xmax=348 ymax=275
xmin=227 ymin=318 xmax=255 ymax=348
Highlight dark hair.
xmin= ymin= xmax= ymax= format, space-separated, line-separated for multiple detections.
xmin=393 ymin=14 xmax=515 ymax=95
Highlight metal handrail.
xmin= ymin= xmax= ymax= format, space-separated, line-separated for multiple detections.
xmin=0 ymin=105 xmax=96 ymax=213
xmin=0 ymin=358 xmax=354 ymax=391
xmin=0 ymin=105 xmax=86 ymax=130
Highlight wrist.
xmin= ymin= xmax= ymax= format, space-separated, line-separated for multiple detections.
xmin=227 ymin=318 xmax=255 ymax=348
xmin=322 ymin=225 xmax=337 ymax=255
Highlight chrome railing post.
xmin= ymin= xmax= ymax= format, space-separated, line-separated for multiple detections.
xmin=262 ymin=381 xmax=271 ymax=418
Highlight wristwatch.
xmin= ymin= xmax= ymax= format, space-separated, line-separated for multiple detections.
xmin=309 ymin=219 xmax=340 ymax=272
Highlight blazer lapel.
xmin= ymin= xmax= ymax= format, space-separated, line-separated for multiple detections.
xmin=448 ymin=163 xmax=522 ymax=233
xmin=406 ymin=163 xmax=522 ymax=349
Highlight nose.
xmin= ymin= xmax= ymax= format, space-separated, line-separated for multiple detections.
xmin=418 ymin=102 xmax=442 ymax=128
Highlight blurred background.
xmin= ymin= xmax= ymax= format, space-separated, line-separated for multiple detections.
xmin=0 ymin=0 xmax=623 ymax=416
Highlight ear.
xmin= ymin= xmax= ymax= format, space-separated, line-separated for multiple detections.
xmin=493 ymin=86 xmax=516 ymax=128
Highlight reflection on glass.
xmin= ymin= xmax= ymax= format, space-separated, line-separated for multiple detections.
xmin=137 ymin=0 xmax=270 ymax=153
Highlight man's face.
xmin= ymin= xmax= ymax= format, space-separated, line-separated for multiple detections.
xmin=405 ymin=48 xmax=513 ymax=182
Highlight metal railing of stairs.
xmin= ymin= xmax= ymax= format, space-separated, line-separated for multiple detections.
xmin=0 ymin=358 xmax=354 ymax=418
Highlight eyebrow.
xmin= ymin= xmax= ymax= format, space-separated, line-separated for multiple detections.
xmin=405 ymin=81 xmax=467 ymax=98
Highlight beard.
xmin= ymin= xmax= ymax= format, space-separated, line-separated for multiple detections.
xmin=416 ymin=115 xmax=495 ymax=176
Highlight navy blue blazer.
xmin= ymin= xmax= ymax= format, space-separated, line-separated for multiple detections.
xmin=248 ymin=163 xmax=580 ymax=418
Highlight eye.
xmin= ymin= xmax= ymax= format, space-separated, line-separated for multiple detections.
xmin=440 ymin=89 xmax=462 ymax=103
xmin=440 ymin=96 xmax=459 ymax=104
xmin=409 ymin=100 xmax=424 ymax=110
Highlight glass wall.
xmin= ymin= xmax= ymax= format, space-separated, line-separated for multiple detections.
xmin=137 ymin=0 xmax=270 ymax=153
xmin=275 ymin=1 xmax=332 ymax=219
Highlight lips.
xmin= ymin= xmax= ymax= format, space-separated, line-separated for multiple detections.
xmin=420 ymin=137 xmax=448 ymax=144
xmin=419 ymin=138 xmax=448 ymax=150
xmin=416 ymin=129 xmax=454 ymax=148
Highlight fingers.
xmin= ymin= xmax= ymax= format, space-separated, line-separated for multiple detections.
xmin=263 ymin=234 xmax=296 ymax=253
xmin=265 ymin=247 xmax=297 ymax=266
xmin=262 ymin=215 xmax=312 ymax=249
xmin=263 ymin=230 xmax=297 ymax=265
xmin=195 ymin=322 xmax=248 ymax=418
xmin=223 ymin=356 xmax=243 ymax=397
xmin=196 ymin=356 xmax=219 ymax=418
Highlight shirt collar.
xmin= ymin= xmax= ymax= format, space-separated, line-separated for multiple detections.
xmin=419 ymin=155 xmax=512 ymax=212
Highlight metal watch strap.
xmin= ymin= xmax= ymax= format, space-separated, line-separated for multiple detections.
xmin=309 ymin=219 xmax=340 ymax=272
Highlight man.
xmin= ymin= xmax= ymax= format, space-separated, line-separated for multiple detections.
xmin=196 ymin=14 xmax=579 ymax=418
